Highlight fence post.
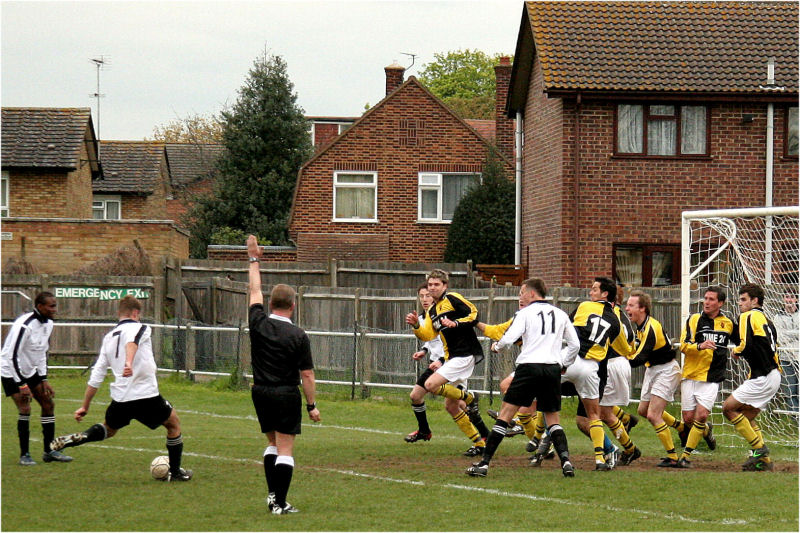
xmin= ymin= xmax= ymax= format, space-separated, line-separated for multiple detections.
xmin=40 ymin=273 xmax=49 ymax=292
xmin=466 ymin=260 xmax=474 ymax=288
xmin=185 ymin=323 xmax=196 ymax=376
xmin=483 ymin=285 xmax=496 ymax=393
xmin=297 ymin=286 xmax=306 ymax=327
xmin=330 ymin=258 xmax=338 ymax=288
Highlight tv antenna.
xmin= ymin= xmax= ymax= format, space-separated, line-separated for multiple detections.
xmin=89 ymin=56 xmax=110 ymax=140
xmin=400 ymin=52 xmax=417 ymax=72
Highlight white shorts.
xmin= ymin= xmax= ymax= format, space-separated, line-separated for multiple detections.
xmin=600 ymin=357 xmax=631 ymax=407
xmin=731 ymin=368 xmax=782 ymax=410
xmin=436 ymin=355 xmax=476 ymax=389
xmin=640 ymin=360 xmax=681 ymax=403
xmin=680 ymin=379 xmax=720 ymax=412
xmin=561 ymin=356 xmax=600 ymax=400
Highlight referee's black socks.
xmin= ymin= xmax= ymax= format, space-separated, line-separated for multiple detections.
xmin=273 ymin=456 xmax=295 ymax=507
xmin=263 ymin=446 xmax=278 ymax=495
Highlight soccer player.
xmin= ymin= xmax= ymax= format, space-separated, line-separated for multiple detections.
xmin=1 ymin=291 xmax=72 ymax=465
xmin=50 ymin=295 xmax=192 ymax=481
xmin=245 ymin=235 xmax=321 ymax=514
xmin=676 ymin=286 xmax=735 ymax=467
xmin=466 ymin=278 xmax=579 ymax=478
xmin=406 ymin=283 xmax=488 ymax=446
xmin=722 ymin=283 xmax=781 ymax=471
xmin=405 ymin=269 xmax=487 ymax=456
xmin=564 ymin=277 xmax=631 ymax=470
xmin=626 ymin=290 xmax=683 ymax=467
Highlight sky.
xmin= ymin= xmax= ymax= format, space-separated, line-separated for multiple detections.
xmin=1 ymin=0 xmax=523 ymax=140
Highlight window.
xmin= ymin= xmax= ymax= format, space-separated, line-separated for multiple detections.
xmin=1 ymin=171 xmax=9 ymax=217
xmin=613 ymin=243 xmax=680 ymax=287
xmin=92 ymin=195 xmax=121 ymax=220
xmin=338 ymin=123 xmax=352 ymax=134
xmin=617 ymin=104 xmax=708 ymax=156
xmin=418 ymin=172 xmax=479 ymax=222
xmin=786 ymin=106 xmax=798 ymax=157
xmin=333 ymin=171 xmax=377 ymax=222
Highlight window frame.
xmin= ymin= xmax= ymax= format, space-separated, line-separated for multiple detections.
xmin=332 ymin=170 xmax=378 ymax=223
xmin=614 ymin=103 xmax=711 ymax=158
xmin=785 ymin=105 xmax=798 ymax=158
xmin=612 ymin=243 xmax=681 ymax=287
xmin=1 ymin=171 xmax=9 ymax=217
xmin=92 ymin=195 xmax=122 ymax=220
xmin=417 ymin=172 xmax=480 ymax=224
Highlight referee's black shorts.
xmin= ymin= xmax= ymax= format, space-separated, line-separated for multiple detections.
xmin=503 ymin=363 xmax=562 ymax=413
xmin=252 ymin=384 xmax=302 ymax=435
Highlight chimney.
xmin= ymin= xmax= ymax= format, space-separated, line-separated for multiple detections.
xmin=385 ymin=60 xmax=405 ymax=96
xmin=494 ymin=56 xmax=514 ymax=158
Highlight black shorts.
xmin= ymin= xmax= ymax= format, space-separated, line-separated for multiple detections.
xmin=415 ymin=367 xmax=435 ymax=388
xmin=104 ymin=395 xmax=174 ymax=430
xmin=2 ymin=374 xmax=45 ymax=397
xmin=503 ymin=363 xmax=562 ymax=413
xmin=252 ymin=384 xmax=302 ymax=435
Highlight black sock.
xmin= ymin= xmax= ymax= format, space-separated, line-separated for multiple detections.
xmin=468 ymin=409 xmax=490 ymax=439
xmin=18 ymin=415 xmax=30 ymax=456
xmin=412 ymin=402 xmax=431 ymax=434
xmin=166 ymin=434 xmax=183 ymax=475
xmin=83 ymin=423 xmax=107 ymax=443
xmin=273 ymin=459 xmax=294 ymax=507
xmin=482 ymin=419 xmax=509 ymax=465
xmin=548 ymin=424 xmax=570 ymax=464
xmin=264 ymin=450 xmax=277 ymax=495
xmin=42 ymin=416 xmax=55 ymax=453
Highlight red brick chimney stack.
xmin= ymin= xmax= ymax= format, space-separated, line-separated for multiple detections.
xmin=494 ymin=56 xmax=514 ymax=158
xmin=385 ymin=60 xmax=405 ymax=96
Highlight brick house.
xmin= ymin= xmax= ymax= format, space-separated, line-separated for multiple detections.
xmin=1 ymin=108 xmax=189 ymax=274
xmin=506 ymin=1 xmax=799 ymax=287
xmin=93 ymin=141 xmax=170 ymax=220
xmin=165 ymin=142 xmax=224 ymax=223
xmin=307 ymin=117 xmax=357 ymax=152
xmin=286 ymin=61 xmax=515 ymax=262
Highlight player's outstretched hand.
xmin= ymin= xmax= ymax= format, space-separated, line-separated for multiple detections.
xmin=412 ymin=350 xmax=426 ymax=360
xmin=490 ymin=342 xmax=500 ymax=353
xmin=405 ymin=311 xmax=419 ymax=326
xmin=74 ymin=407 xmax=88 ymax=421
xmin=246 ymin=235 xmax=262 ymax=259
xmin=440 ymin=317 xmax=457 ymax=328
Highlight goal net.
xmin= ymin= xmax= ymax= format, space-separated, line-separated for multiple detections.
xmin=681 ymin=206 xmax=799 ymax=447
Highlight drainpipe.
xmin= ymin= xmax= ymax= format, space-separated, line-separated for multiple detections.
xmin=572 ymin=91 xmax=582 ymax=286
xmin=761 ymin=58 xmax=784 ymax=284
xmin=515 ymin=111 xmax=523 ymax=265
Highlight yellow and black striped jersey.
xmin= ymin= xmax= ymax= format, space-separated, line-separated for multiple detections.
xmin=483 ymin=317 xmax=513 ymax=342
xmin=733 ymin=308 xmax=779 ymax=379
xmin=607 ymin=305 xmax=634 ymax=360
xmin=630 ymin=315 xmax=676 ymax=368
xmin=413 ymin=291 xmax=483 ymax=360
xmin=680 ymin=312 xmax=736 ymax=383
xmin=570 ymin=300 xmax=622 ymax=362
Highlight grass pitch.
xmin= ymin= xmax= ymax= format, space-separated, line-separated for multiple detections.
xmin=2 ymin=371 xmax=798 ymax=531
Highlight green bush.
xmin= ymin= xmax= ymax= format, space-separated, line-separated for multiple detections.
xmin=209 ymin=226 xmax=270 ymax=247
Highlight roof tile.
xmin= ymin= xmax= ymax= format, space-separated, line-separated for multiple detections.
xmin=1 ymin=107 xmax=93 ymax=168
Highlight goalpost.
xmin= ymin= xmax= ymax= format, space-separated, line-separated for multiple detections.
xmin=681 ymin=206 xmax=799 ymax=447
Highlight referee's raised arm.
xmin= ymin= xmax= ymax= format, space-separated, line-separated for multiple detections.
xmin=247 ymin=235 xmax=263 ymax=306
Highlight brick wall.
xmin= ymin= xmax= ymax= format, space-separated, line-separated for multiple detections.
xmin=494 ymin=57 xmax=515 ymax=159
xmin=166 ymin=178 xmax=214 ymax=224
xmin=313 ymin=123 xmax=341 ymax=150
xmin=1 ymin=219 xmax=189 ymax=274
xmin=290 ymin=79 xmax=515 ymax=263
xmin=522 ymin=72 xmax=799 ymax=286
xmin=296 ymin=233 xmax=389 ymax=261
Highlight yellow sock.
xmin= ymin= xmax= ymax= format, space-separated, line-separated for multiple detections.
xmin=613 ymin=406 xmax=631 ymax=426
xmin=731 ymin=414 xmax=763 ymax=450
xmin=437 ymin=384 xmax=469 ymax=402
xmin=517 ymin=413 xmax=536 ymax=440
xmin=607 ymin=418 xmax=634 ymax=453
xmin=533 ymin=411 xmax=546 ymax=441
xmin=654 ymin=422 xmax=678 ymax=459
xmin=589 ymin=419 xmax=606 ymax=463
xmin=680 ymin=420 xmax=706 ymax=460
xmin=453 ymin=411 xmax=482 ymax=444
xmin=661 ymin=411 xmax=684 ymax=433
xmin=750 ymin=421 xmax=771 ymax=462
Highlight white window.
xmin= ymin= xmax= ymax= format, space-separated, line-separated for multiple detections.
xmin=787 ymin=106 xmax=798 ymax=157
xmin=92 ymin=195 xmax=121 ymax=220
xmin=1 ymin=171 xmax=9 ymax=217
xmin=617 ymin=104 xmax=708 ymax=156
xmin=333 ymin=171 xmax=377 ymax=222
xmin=418 ymin=172 xmax=479 ymax=223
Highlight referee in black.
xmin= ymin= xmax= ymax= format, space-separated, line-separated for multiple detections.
xmin=247 ymin=235 xmax=321 ymax=515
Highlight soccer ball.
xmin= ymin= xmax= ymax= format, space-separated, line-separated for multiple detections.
xmin=150 ymin=455 xmax=170 ymax=480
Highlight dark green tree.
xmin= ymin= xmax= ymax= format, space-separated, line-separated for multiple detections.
xmin=185 ymin=52 xmax=312 ymax=257
xmin=444 ymin=147 xmax=514 ymax=264
xmin=418 ymin=49 xmax=511 ymax=120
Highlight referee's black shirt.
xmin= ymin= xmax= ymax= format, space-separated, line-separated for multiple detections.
xmin=249 ymin=304 xmax=313 ymax=386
